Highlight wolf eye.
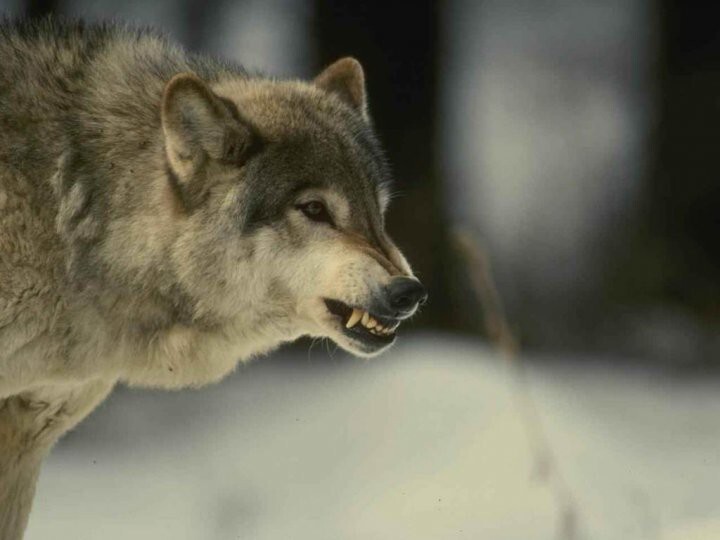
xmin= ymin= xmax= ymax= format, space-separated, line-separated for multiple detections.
xmin=297 ymin=201 xmax=333 ymax=225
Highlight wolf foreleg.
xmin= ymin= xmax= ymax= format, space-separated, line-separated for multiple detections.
xmin=0 ymin=379 xmax=114 ymax=540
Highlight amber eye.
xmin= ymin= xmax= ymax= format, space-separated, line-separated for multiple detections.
xmin=297 ymin=201 xmax=334 ymax=225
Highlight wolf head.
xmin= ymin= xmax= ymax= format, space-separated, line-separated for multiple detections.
xmin=159 ymin=58 xmax=426 ymax=357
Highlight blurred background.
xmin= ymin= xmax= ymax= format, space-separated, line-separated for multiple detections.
xmin=2 ymin=1 xmax=720 ymax=539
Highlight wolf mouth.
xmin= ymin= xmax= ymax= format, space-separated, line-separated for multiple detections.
xmin=323 ymin=298 xmax=398 ymax=347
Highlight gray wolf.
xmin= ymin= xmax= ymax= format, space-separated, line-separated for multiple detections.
xmin=0 ymin=18 xmax=426 ymax=539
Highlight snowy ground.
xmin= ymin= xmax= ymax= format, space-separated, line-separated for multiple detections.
xmin=24 ymin=335 xmax=720 ymax=540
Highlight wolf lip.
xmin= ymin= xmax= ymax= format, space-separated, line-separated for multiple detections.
xmin=324 ymin=298 xmax=399 ymax=347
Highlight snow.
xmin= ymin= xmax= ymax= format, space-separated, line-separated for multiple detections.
xmin=25 ymin=336 xmax=720 ymax=539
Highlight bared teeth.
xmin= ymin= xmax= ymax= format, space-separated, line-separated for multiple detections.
xmin=343 ymin=306 xmax=399 ymax=336
xmin=346 ymin=308 xmax=363 ymax=328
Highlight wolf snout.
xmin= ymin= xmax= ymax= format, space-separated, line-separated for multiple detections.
xmin=381 ymin=277 xmax=427 ymax=318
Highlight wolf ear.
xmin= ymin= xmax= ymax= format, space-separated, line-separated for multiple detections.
xmin=314 ymin=57 xmax=368 ymax=119
xmin=161 ymin=73 xmax=257 ymax=206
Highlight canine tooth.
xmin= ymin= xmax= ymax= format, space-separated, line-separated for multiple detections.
xmin=346 ymin=308 xmax=362 ymax=328
xmin=361 ymin=311 xmax=370 ymax=326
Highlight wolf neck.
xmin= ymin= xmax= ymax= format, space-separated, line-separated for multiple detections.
xmin=41 ymin=31 xmax=281 ymax=363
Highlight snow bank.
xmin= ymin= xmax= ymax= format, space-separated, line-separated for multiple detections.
xmin=25 ymin=336 xmax=720 ymax=539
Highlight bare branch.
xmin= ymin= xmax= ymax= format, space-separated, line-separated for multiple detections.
xmin=453 ymin=228 xmax=582 ymax=540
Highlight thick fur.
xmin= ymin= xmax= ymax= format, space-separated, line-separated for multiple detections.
xmin=0 ymin=19 xmax=417 ymax=539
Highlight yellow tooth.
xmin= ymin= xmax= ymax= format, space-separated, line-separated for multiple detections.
xmin=367 ymin=317 xmax=377 ymax=329
xmin=375 ymin=324 xmax=384 ymax=332
xmin=346 ymin=308 xmax=362 ymax=328
xmin=361 ymin=311 xmax=370 ymax=326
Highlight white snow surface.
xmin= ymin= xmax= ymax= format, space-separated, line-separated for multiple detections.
xmin=25 ymin=335 xmax=720 ymax=540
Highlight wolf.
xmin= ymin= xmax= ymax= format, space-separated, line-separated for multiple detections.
xmin=0 ymin=18 xmax=427 ymax=538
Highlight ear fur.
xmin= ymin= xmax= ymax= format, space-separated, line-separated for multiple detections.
xmin=314 ymin=57 xmax=368 ymax=119
xmin=161 ymin=73 xmax=256 ymax=207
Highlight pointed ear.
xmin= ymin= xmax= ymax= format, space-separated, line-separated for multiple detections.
xmin=314 ymin=57 xmax=368 ymax=119
xmin=161 ymin=73 xmax=257 ymax=207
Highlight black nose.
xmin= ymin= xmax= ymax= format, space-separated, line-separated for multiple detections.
xmin=387 ymin=277 xmax=427 ymax=315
